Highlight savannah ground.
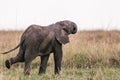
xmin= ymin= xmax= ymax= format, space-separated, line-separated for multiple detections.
xmin=0 ymin=30 xmax=120 ymax=80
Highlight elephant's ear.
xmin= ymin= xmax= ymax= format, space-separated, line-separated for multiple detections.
xmin=55 ymin=28 xmax=69 ymax=44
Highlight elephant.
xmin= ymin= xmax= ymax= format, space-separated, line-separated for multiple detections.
xmin=1 ymin=20 xmax=77 ymax=75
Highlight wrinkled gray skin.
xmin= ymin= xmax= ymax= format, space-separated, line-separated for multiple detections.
xmin=1 ymin=20 xmax=77 ymax=75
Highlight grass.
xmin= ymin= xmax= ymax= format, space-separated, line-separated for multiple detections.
xmin=0 ymin=30 xmax=120 ymax=80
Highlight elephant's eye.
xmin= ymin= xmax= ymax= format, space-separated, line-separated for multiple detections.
xmin=63 ymin=26 xmax=68 ymax=32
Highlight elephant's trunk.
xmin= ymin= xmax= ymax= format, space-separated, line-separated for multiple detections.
xmin=71 ymin=23 xmax=77 ymax=34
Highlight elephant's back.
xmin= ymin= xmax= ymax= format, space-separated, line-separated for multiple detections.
xmin=21 ymin=25 xmax=54 ymax=51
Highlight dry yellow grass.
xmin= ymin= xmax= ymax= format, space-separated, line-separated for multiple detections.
xmin=0 ymin=30 xmax=120 ymax=80
xmin=0 ymin=30 xmax=120 ymax=67
xmin=64 ymin=30 xmax=120 ymax=68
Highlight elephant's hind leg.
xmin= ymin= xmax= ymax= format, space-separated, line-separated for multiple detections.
xmin=5 ymin=47 xmax=25 ymax=69
xmin=24 ymin=50 xmax=37 ymax=75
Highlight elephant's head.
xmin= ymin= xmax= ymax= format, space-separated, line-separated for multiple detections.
xmin=54 ymin=20 xmax=77 ymax=44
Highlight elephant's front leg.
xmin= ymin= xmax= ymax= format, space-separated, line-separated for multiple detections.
xmin=39 ymin=54 xmax=50 ymax=74
xmin=53 ymin=44 xmax=63 ymax=74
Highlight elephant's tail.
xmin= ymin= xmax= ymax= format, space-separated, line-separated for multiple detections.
xmin=1 ymin=39 xmax=25 ymax=54
xmin=1 ymin=44 xmax=20 ymax=54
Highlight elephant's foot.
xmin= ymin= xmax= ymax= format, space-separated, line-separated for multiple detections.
xmin=24 ymin=70 xmax=30 ymax=75
xmin=5 ymin=60 xmax=11 ymax=69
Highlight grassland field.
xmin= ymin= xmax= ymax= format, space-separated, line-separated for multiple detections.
xmin=0 ymin=30 xmax=120 ymax=80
